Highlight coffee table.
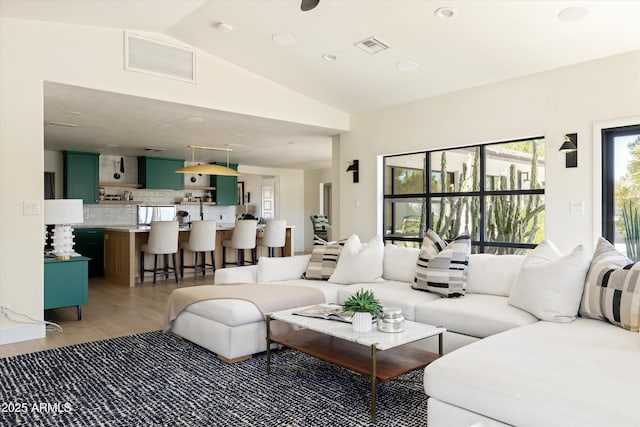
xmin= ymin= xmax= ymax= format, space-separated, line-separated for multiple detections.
xmin=266 ymin=307 xmax=446 ymax=422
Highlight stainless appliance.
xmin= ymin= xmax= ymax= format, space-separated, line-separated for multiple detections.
xmin=137 ymin=205 xmax=177 ymax=225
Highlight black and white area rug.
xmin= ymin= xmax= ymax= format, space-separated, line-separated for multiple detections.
xmin=0 ymin=331 xmax=428 ymax=426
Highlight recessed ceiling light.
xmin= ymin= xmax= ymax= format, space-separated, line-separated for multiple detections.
xmin=396 ymin=60 xmax=419 ymax=71
xmin=558 ymin=7 xmax=589 ymax=22
xmin=214 ymin=22 xmax=233 ymax=33
xmin=322 ymin=53 xmax=338 ymax=61
xmin=272 ymin=33 xmax=296 ymax=46
xmin=63 ymin=111 xmax=82 ymax=116
xmin=106 ymin=144 xmax=119 ymax=148
xmin=434 ymin=7 xmax=457 ymax=18
xmin=185 ymin=117 xmax=204 ymax=123
xmin=230 ymin=133 xmax=244 ymax=138
xmin=158 ymin=123 xmax=172 ymax=128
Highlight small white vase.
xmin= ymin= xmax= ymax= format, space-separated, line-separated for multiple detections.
xmin=352 ymin=312 xmax=372 ymax=332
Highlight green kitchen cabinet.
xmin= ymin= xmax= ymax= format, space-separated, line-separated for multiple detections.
xmin=44 ymin=256 xmax=89 ymax=320
xmin=211 ymin=163 xmax=238 ymax=205
xmin=74 ymin=228 xmax=104 ymax=277
xmin=64 ymin=151 xmax=100 ymax=204
xmin=138 ymin=156 xmax=184 ymax=190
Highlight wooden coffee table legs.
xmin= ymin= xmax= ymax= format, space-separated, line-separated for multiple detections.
xmin=265 ymin=315 xmax=443 ymax=422
xmin=370 ymin=344 xmax=377 ymax=421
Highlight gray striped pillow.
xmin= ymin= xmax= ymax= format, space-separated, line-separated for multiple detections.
xmin=304 ymin=240 xmax=345 ymax=280
xmin=413 ymin=230 xmax=470 ymax=297
xmin=580 ymin=238 xmax=640 ymax=331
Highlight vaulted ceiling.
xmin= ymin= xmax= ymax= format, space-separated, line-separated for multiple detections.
xmin=2 ymin=0 xmax=639 ymax=169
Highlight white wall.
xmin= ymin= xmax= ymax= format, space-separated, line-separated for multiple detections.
xmin=339 ymin=50 xmax=640 ymax=253
xmin=239 ymin=165 xmax=305 ymax=252
xmin=0 ymin=18 xmax=349 ymax=343
xmin=239 ymin=174 xmax=263 ymax=217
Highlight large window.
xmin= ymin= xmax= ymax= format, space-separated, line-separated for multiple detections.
xmin=384 ymin=137 xmax=545 ymax=253
xmin=602 ymin=124 xmax=640 ymax=260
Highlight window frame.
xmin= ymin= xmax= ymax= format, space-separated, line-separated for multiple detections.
xmin=383 ymin=137 xmax=545 ymax=253
xmin=601 ymin=124 xmax=640 ymax=243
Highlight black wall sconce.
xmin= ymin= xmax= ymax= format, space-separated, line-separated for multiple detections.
xmin=559 ymin=133 xmax=578 ymax=168
xmin=346 ymin=160 xmax=359 ymax=183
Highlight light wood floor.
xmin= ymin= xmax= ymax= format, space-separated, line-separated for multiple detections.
xmin=0 ymin=274 xmax=211 ymax=358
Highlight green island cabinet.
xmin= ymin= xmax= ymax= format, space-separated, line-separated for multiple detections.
xmin=211 ymin=163 xmax=238 ymax=205
xmin=138 ymin=156 xmax=184 ymax=190
xmin=74 ymin=228 xmax=104 ymax=277
xmin=64 ymin=151 xmax=100 ymax=204
xmin=44 ymin=256 xmax=89 ymax=320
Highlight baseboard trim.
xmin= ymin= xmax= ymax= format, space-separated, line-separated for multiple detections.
xmin=0 ymin=323 xmax=45 ymax=345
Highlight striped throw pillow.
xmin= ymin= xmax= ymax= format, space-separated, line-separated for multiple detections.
xmin=304 ymin=240 xmax=345 ymax=280
xmin=413 ymin=230 xmax=471 ymax=297
xmin=580 ymin=237 xmax=640 ymax=332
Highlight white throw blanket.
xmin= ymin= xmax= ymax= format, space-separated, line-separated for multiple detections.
xmin=163 ymin=283 xmax=325 ymax=332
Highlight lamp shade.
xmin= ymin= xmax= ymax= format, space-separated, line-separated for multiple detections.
xmin=44 ymin=199 xmax=84 ymax=225
xmin=559 ymin=135 xmax=577 ymax=152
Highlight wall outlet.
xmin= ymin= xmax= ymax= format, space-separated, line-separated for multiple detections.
xmin=0 ymin=304 xmax=10 ymax=316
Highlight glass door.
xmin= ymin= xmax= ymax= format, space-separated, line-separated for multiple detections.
xmin=602 ymin=124 xmax=640 ymax=259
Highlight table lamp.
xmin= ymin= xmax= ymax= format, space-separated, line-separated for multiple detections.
xmin=44 ymin=199 xmax=84 ymax=260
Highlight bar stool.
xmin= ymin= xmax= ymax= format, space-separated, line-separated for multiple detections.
xmin=180 ymin=220 xmax=216 ymax=280
xmin=257 ymin=219 xmax=286 ymax=257
xmin=140 ymin=221 xmax=179 ymax=285
xmin=222 ymin=219 xmax=258 ymax=267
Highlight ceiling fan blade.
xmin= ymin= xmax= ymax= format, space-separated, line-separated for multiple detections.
xmin=301 ymin=0 xmax=320 ymax=12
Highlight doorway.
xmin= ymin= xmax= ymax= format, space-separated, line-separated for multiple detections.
xmin=601 ymin=123 xmax=640 ymax=258
xmin=320 ymin=182 xmax=332 ymax=223
xmin=261 ymin=184 xmax=275 ymax=220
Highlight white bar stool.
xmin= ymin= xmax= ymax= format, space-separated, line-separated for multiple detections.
xmin=140 ymin=221 xmax=179 ymax=285
xmin=257 ymin=219 xmax=286 ymax=257
xmin=180 ymin=220 xmax=217 ymax=280
xmin=222 ymin=219 xmax=258 ymax=267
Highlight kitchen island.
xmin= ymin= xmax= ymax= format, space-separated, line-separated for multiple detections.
xmin=103 ymin=225 xmax=295 ymax=287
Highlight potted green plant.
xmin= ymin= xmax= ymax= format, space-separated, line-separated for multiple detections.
xmin=342 ymin=289 xmax=382 ymax=332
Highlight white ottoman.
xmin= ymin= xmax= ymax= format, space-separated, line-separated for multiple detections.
xmin=172 ymin=298 xmax=268 ymax=363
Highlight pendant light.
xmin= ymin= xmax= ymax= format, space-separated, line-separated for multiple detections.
xmin=175 ymin=145 xmax=243 ymax=176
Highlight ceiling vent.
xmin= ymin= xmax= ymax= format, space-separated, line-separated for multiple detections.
xmin=124 ymin=32 xmax=196 ymax=83
xmin=354 ymin=36 xmax=390 ymax=55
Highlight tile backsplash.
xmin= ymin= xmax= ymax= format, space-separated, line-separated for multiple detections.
xmin=83 ymin=203 xmax=237 ymax=226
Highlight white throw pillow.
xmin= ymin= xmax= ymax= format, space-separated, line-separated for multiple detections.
xmin=508 ymin=240 xmax=590 ymax=322
xmin=466 ymin=254 xmax=525 ymax=296
xmin=383 ymin=244 xmax=420 ymax=282
xmin=257 ymin=254 xmax=311 ymax=283
xmin=328 ymin=235 xmax=384 ymax=284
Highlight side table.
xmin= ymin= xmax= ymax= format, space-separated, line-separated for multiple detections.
xmin=44 ymin=256 xmax=90 ymax=320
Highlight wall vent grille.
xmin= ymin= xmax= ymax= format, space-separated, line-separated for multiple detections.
xmin=125 ymin=32 xmax=195 ymax=83
xmin=354 ymin=36 xmax=390 ymax=55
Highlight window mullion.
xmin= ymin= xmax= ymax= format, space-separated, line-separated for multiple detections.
xmin=479 ymin=145 xmax=486 ymax=252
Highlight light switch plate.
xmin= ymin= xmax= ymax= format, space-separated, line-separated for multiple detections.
xmin=23 ymin=201 xmax=40 ymax=215
xmin=569 ymin=201 xmax=584 ymax=215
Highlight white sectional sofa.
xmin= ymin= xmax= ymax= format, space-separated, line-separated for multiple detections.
xmin=169 ymin=237 xmax=640 ymax=426
xmin=173 ymin=250 xmax=534 ymax=358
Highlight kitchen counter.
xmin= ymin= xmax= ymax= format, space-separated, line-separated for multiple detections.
xmin=103 ymin=224 xmax=237 ymax=232
xmin=103 ymin=225 xmax=295 ymax=287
